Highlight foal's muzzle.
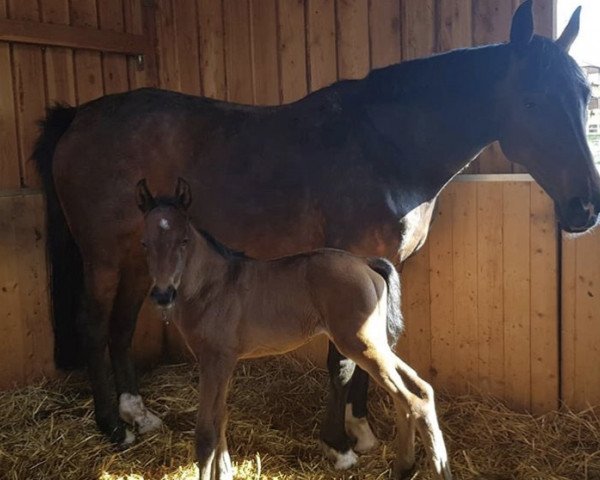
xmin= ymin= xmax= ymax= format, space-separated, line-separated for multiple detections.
xmin=150 ymin=285 xmax=177 ymax=307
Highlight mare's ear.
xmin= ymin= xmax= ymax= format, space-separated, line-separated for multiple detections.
xmin=556 ymin=6 xmax=581 ymax=52
xmin=510 ymin=0 xmax=534 ymax=46
xmin=175 ymin=178 xmax=192 ymax=210
xmin=136 ymin=179 xmax=156 ymax=213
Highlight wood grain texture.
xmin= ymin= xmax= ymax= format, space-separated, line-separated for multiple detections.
xmin=223 ymin=0 xmax=254 ymax=103
xmin=368 ymin=0 xmax=401 ymax=69
xmin=277 ymin=0 xmax=307 ymax=103
xmin=336 ymin=0 xmax=369 ymax=79
xmin=306 ymin=0 xmax=337 ymax=91
xmin=197 ymin=0 xmax=227 ymax=99
xmin=250 ymin=0 xmax=279 ymax=105
xmin=401 ymin=0 xmax=435 ymax=59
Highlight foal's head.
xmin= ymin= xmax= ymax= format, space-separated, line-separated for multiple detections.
xmin=136 ymin=178 xmax=192 ymax=308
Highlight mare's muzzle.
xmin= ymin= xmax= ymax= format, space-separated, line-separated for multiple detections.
xmin=559 ymin=196 xmax=600 ymax=233
xmin=150 ymin=285 xmax=177 ymax=307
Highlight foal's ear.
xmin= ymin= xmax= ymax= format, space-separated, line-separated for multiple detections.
xmin=136 ymin=179 xmax=156 ymax=213
xmin=175 ymin=178 xmax=192 ymax=210
xmin=555 ymin=6 xmax=581 ymax=52
xmin=510 ymin=0 xmax=534 ymax=46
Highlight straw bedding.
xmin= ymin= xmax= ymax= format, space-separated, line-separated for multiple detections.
xmin=1 ymin=356 xmax=599 ymax=480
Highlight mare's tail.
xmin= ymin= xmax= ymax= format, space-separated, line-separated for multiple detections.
xmin=33 ymin=105 xmax=83 ymax=370
xmin=367 ymin=258 xmax=404 ymax=346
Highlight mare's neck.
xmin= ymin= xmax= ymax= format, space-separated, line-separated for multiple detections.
xmin=354 ymin=43 xmax=511 ymax=193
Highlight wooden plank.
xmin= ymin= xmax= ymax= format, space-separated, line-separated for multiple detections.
xmin=429 ymin=186 xmax=456 ymax=392
xmin=532 ymin=0 xmax=554 ymax=39
xmin=562 ymin=228 xmax=600 ymax=410
xmin=13 ymin=195 xmax=55 ymax=382
xmin=336 ymin=0 xmax=369 ymax=80
xmin=438 ymin=0 xmax=472 ymax=51
xmin=0 ymin=197 xmax=25 ymax=387
xmin=561 ymin=231 xmax=578 ymax=407
xmin=306 ymin=0 xmax=337 ymax=91
xmin=0 ymin=18 xmax=148 ymax=55
xmin=250 ymin=0 xmax=279 ymax=105
xmin=9 ymin=0 xmax=46 ymax=188
xmin=471 ymin=0 xmax=513 ymax=174
xmin=476 ymin=183 xmax=504 ymax=397
xmin=197 ymin=0 xmax=227 ymax=100
xmin=0 ymin=0 xmax=20 ymax=188
xmin=71 ymin=0 xmax=104 ymax=104
xmin=529 ymin=184 xmax=558 ymax=413
xmin=40 ymin=0 xmax=77 ymax=106
xmin=452 ymin=182 xmax=479 ymax=388
xmin=173 ymin=0 xmax=201 ymax=95
xmin=223 ymin=0 xmax=254 ymax=103
xmin=277 ymin=0 xmax=307 ymax=103
xmin=401 ymin=0 xmax=435 ymax=60
xmin=155 ymin=0 xmax=180 ymax=91
xmin=401 ymin=244 xmax=432 ymax=382
xmin=368 ymin=0 xmax=401 ymax=69
xmin=124 ymin=0 xmax=149 ymax=89
xmin=98 ymin=0 xmax=129 ymax=95
xmin=502 ymin=182 xmax=531 ymax=411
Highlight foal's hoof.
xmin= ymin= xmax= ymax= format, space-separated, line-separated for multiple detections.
xmin=321 ymin=442 xmax=358 ymax=470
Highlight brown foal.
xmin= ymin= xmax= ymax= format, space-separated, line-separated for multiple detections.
xmin=137 ymin=178 xmax=451 ymax=480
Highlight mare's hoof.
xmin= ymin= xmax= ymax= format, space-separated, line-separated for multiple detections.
xmin=392 ymin=458 xmax=416 ymax=480
xmin=345 ymin=405 xmax=380 ymax=453
xmin=119 ymin=393 xmax=163 ymax=434
xmin=321 ymin=442 xmax=358 ymax=470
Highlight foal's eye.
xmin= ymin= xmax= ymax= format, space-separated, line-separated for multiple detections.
xmin=181 ymin=239 xmax=189 ymax=247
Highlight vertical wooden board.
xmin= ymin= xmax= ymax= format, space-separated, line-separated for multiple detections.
xmin=124 ymin=0 xmax=149 ymax=89
xmin=561 ymin=231 xmax=578 ymax=407
xmin=250 ymin=0 xmax=279 ymax=105
xmin=471 ymin=1 xmax=514 ymax=173
xmin=155 ymin=0 xmax=181 ymax=91
xmin=451 ymin=182 xmax=479 ymax=389
xmin=197 ymin=0 xmax=227 ymax=100
xmin=438 ymin=0 xmax=472 ymax=51
xmin=532 ymin=0 xmax=554 ymax=39
xmin=306 ymin=0 xmax=337 ymax=91
xmin=40 ymin=0 xmax=77 ymax=106
xmin=0 ymin=197 xmax=24 ymax=387
xmin=13 ymin=195 xmax=55 ymax=382
xmin=98 ymin=0 xmax=130 ymax=95
xmin=401 ymin=0 xmax=434 ymax=60
xmin=9 ymin=0 xmax=46 ymax=188
xmin=429 ymin=186 xmax=456 ymax=392
xmin=401 ymin=244 xmax=432 ymax=381
xmin=70 ymin=0 xmax=104 ymax=103
xmin=223 ymin=0 xmax=254 ymax=103
xmin=0 ymin=1 xmax=20 ymax=189
xmin=173 ymin=0 xmax=202 ymax=95
xmin=502 ymin=182 xmax=531 ymax=411
xmin=569 ymin=229 xmax=600 ymax=409
xmin=529 ymin=185 xmax=558 ymax=413
xmin=476 ymin=183 xmax=504 ymax=397
xmin=336 ymin=0 xmax=369 ymax=80
xmin=277 ymin=0 xmax=307 ymax=103
xmin=369 ymin=0 xmax=401 ymax=69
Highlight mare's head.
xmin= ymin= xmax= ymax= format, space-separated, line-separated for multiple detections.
xmin=136 ymin=178 xmax=192 ymax=308
xmin=498 ymin=0 xmax=600 ymax=233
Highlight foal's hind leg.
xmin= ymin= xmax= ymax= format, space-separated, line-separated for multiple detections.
xmin=79 ymin=264 xmax=133 ymax=445
xmin=110 ymin=263 xmax=162 ymax=435
xmin=320 ymin=344 xmax=358 ymax=469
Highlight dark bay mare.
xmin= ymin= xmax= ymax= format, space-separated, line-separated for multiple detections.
xmin=33 ymin=0 xmax=599 ymax=466
xmin=136 ymin=178 xmax=451 ymax=479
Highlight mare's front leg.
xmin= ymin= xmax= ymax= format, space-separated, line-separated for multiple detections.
xmin=79 ymin=263 xmax=133 ymax=445
xmin=195 ymin=349 xmax=236 ymax=480
xmin=111 ymin=262 xmax=162 ymax=435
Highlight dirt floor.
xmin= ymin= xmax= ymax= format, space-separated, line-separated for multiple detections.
xmin=1 ymin=356 xmax=599 ymax=480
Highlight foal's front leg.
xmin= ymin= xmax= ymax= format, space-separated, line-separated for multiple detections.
xmin=195 ymin=350 xmax=236 ymax=480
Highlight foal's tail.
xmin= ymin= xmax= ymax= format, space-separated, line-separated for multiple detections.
xmin=367 ymin=258 xmax=403 ymax=347
xmin=33 ymin=104 xmax=83 ymax=370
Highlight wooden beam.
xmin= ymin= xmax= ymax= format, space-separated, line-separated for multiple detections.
xmin=0 ymin=17 xmax=149 ymax=55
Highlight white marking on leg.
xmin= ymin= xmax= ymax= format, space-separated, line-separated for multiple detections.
xmin=119 ymin=393 xmax=163 ymax=434
xmin=321 ymin=442 xmax=358 ymax=470
xmin=159 ymin=218 xmax=170 ymax=230
xmin=121 ymin=428 xmax=136 ymax=446
xmin=344 ymin=403 xmax=379 ymax=453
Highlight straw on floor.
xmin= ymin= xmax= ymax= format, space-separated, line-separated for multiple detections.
xmin=1 ymin=355 xmax=599 ymax=480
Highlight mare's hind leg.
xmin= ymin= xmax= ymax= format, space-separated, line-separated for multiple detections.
xmin=110 ymin=263 xmax=162 ymax=434
xmin=320 ymin=344 xmax=358 ymax=469
xmin=79 ymin=264 xmax=133 ymax=445
xmin=346 ymin=366 xmax=379 ymax=452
